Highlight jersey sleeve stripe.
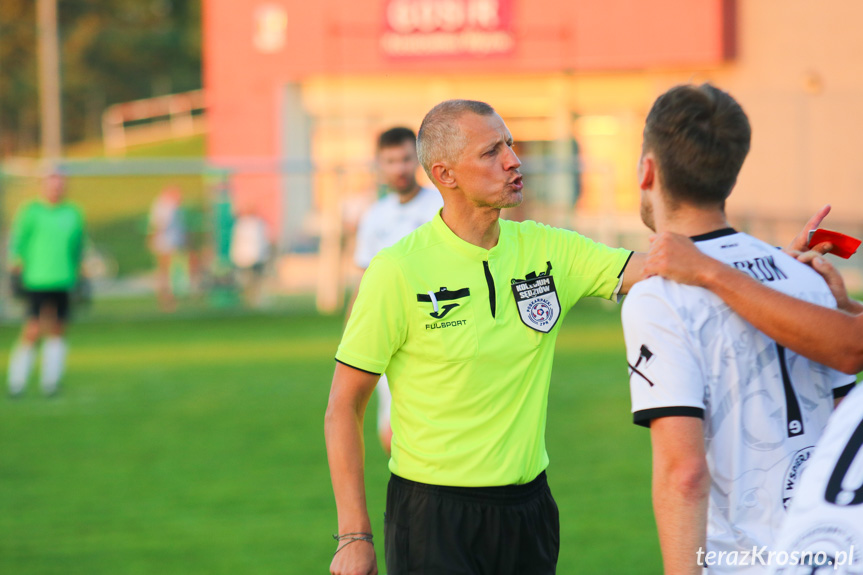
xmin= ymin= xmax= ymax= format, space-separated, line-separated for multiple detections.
xmin=633 ymin=406 xmax=705 ymax=428
xmin=616 ymin=251 xmax=635 ymax=279
xmin=334 ymin=359 xmax=382 ymax=376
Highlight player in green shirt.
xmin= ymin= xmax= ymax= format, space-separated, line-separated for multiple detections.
xmin=326 ymin=100 xmax=645 ymax=575
xmin=7 ymin=173 xmax=85 ymax=397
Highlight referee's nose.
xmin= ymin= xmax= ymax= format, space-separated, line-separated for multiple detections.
xmin=503 ymin=145 xmax=521 ymax=171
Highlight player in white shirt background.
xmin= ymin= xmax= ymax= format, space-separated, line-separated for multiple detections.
xmin=622 ymin=84 xmax=856 ymax=575
xmin=350 ymin=126 xmax=443 ymax=455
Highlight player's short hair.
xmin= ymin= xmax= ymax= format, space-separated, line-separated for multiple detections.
xmin=377 ymin=127 xmax=417 ymax=152
xmin=417 ymin=99 xmax=496 ymax=178
xmin=643 ymin=83 xmax=751 ymax=207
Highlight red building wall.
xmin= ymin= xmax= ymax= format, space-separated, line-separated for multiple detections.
xmin=204 ymin=0 xmax=734 ymax=162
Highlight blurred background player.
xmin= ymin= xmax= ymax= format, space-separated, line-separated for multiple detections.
xmin=350 ymin=126 xmax=442 ymax=454
xmin=7 ymin=172 xmax=86 ymax=397
xmin=622 ymin=84 xmax=856 ymax=574
xmin=229 ymin=203 xmax=272 ymax=308
xmin=147 ymin=185 xmax=187 ymax=312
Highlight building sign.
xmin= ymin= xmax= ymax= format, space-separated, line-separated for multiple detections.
xmin=381 ymin=0 xmax=514 ymax=58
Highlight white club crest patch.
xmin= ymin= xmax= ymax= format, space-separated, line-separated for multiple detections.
xmin=511 ymin=273 xmax=561 ymax=333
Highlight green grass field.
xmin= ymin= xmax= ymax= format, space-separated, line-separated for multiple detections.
xmin=0 ymin=300 xmax=661 ymax=574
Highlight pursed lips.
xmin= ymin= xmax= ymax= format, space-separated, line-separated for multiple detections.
xmin=508 ymin=174 xmax=524 ymax=190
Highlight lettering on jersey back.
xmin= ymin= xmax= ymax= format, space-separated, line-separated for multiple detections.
xmin=731 ymin=255 xmax=788 ymax=283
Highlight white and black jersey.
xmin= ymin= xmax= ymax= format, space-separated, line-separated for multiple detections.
xmin=354 ymin=187 xmax=443 ymax=268
xmin=769 ymin=383 xmax=863 ymax=575
xmin=622 ymin=228 xmax=856 ymax=574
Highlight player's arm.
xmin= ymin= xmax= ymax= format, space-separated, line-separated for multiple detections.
xmin=623 ymin=288 xmax=711 ymax=573
xmin=646 ymin=232 xmax=863 ymax=375
xmin=74 ymin=210 xmax=86 ymax=274
xmin=650 ymin=416 xmax=710 ymax=575
xmin=325 ymin=361 xmax=380 ymax=575
xmin=8 ymin=204 xmax=32 ymax=272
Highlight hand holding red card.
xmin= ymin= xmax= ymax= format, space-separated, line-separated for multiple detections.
xmin=808 ymin=229 xmax=861 ymax=259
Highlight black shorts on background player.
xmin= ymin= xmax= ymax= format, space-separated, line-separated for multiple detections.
xmin=26 ymin=291 xmax=71 ymax=321
xmin=385 ymin=472 xmax=560 ymax=575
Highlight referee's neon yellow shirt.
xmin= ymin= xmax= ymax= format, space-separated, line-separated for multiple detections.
xmin=336 ymin=213 xmax=632 ymax=487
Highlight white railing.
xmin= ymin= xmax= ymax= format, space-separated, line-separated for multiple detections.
xmin=101 ymin=90 xmax=206 ymax=154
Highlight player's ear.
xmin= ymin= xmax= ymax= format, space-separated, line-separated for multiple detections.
xmin=432 ymin=162 xmax=457 ymax=189
xmin=639 ymin=153 xmax=656 ymax=191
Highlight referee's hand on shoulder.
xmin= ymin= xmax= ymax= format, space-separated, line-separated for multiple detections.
xmin=329 ymin=542 xmax=377 ymax=575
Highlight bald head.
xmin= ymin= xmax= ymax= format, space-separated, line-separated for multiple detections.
xmin=416 ymin=99 xmax=496 ymax=178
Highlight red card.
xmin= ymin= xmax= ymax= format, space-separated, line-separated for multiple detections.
xmin=808 ymin=229 xmax=861 ymax=259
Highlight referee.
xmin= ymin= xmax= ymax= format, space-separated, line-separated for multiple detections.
xmin=325 ymin=100 xmax=644 ymax=575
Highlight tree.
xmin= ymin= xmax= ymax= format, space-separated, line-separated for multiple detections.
xmin=0 ymin=0 xmax=202 ymax=156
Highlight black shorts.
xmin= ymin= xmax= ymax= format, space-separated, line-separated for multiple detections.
xmin=26 ymin=290 xmax=71 ymax=321
xmin=385 ymin=471 xmax=560 ymax=575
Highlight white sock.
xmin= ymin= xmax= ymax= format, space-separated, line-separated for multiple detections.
xmin=8 ymin=343 xmax=36 ymax=395
xmin=40 ymin=337 xmax=67 ymax=395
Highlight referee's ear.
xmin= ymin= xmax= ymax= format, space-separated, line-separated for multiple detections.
xmin=432 ymin=162 xmax=458 ymax=189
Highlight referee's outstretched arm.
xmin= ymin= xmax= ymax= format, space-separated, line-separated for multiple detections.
xmin=325 ymin=362 xmax=380 ymax=575
xmin=646 ymin=232 xmax=863 ymax=375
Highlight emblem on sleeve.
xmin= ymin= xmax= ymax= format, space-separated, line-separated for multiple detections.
xmin=628 ymin=345 xmax=657 ymax=387
xmin=511 ymin=262 xmax=561 ymax=333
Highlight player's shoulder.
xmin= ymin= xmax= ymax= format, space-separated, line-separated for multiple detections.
xmin=416 ymin=186 xmax=443 ymax=205
xmin=19 ymin=199 xmax=42 ymax=214
xmin=726 ymin=232 xmax=831 ymax=288
xmin=623 ymin=276 xmax=672 ymax=306
xmin=360 ymin=193 xmax=397 ymax=219
xmin=377 ymin=217 xmax=440 ymax=260
xmin=65 ymin=202 xmax=86 ymax=219
xmin=622 ymin=276 xmax=701 ymax=321
xmin=701 ymin=231 xmax=795 ymax=267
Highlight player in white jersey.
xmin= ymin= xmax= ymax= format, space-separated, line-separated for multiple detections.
xmin=622 ymin=84 xmax=857 ymax=575
xmin=766 ymin=381 xmax=863 ymax=575
xmin=352 ymin=126 xmax=443 ymax=454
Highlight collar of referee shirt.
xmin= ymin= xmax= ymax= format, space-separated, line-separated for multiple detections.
xmin=432 ymin=211 xmax=516 ymax=262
